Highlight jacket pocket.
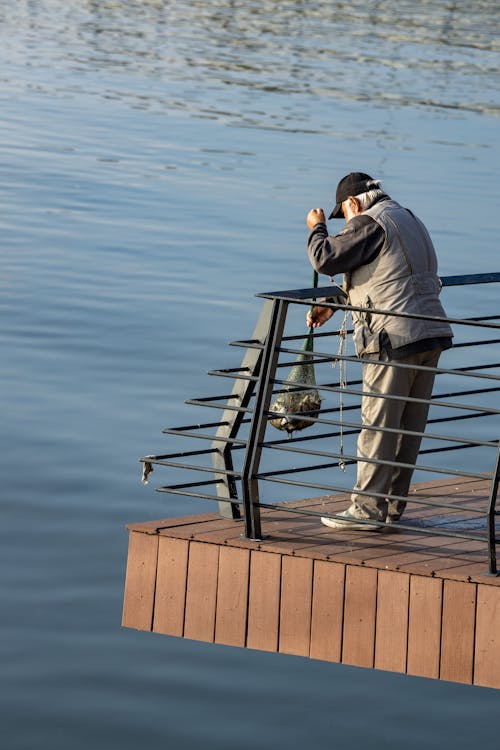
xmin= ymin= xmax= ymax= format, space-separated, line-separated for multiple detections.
xmin=353 ymin=324 xmax=380 ymax=356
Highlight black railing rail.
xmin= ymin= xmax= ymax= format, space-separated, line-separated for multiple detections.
xmin=140 ymin=272 xmax=500 ymax=575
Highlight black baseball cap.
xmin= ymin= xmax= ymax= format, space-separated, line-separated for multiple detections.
xmin=328 ymin=172 xmax=376 ymax=219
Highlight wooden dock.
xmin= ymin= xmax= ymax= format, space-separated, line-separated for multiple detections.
xmin=122 ymin=477 xmax=500 ymax=689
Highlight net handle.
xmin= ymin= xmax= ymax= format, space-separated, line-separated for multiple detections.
xmin=307 ymin=270 xmax=319 ymax=344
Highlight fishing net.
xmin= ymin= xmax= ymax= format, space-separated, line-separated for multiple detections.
xmin=269 ymin=272 xmax=321 ymax=434
xmin=268 ymin=327 xmax=321 ymax=434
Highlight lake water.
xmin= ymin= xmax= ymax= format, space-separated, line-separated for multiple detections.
xmin=1 ymin=2 xmax=500 ymax=748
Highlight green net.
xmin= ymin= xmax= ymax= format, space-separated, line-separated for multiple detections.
xmin=268 ymin=328 xmax=321 ymax=434
xmin=268 ymin=271 xmax=321 ymax=434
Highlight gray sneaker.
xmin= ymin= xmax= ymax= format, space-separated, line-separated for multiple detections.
xmin=321 ymin=510 xmax=384 ymax=531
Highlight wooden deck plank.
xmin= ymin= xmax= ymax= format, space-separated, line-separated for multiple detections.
xmin=183 ymin=541 xmax=219 ymax=643
xmin=407 ymin=576 xmax=443 ymax=679
xmin=246 ymin=551 xmax=282 ymax=652
xmin=127 ymin=512 xmax=219 ymax=533
xmin=277 ymin=524 xmax=407 ymax=562
xmin=214 ymin=547 xmax=250 ymax=648
xmin=402 ymin=556 xmax=483 ymax=579
xmin=309 ymin=561 xmax=345 ymax=663
xmin=370 ymin=537 xmax=485 ymax=574
xmin=433 ymin=562 xmax=500 ymax=585
xmin=394 ymin=542 xmax=486 ymax=575
xmin=474 ymin=584 xmax=500 ymax=688
xmin=342 ymin=565 xmax=377 ymax=668
xmin=374 ymin=570 xmax=410 ymax=674
xmin=440 ymin=580 xmax=476 ymax=684
xmin=279 ymin=556 xmax=313 ymax=657
xmin=122 ymin=531 xmax=158 ymax=631
xmin=152 ymin=537 xmax=189 ymax=637
xmin=315 ymin=534 xmax=445 ymax=568
xmin=161 ymin=517 xmax=242 ymax=540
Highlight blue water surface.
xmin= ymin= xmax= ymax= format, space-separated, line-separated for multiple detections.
xmin=1 ymin=2 xmax=500 ymax=748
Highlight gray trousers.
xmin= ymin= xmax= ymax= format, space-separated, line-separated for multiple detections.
xmin=348 ymin=348 xmax=441 ymax=522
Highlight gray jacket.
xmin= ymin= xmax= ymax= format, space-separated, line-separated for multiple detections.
xmin=345 ymin=199 xmax=453 ymax=356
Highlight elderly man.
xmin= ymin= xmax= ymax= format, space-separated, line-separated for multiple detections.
xmin=306 ymin=172 xmax=453 ymax=530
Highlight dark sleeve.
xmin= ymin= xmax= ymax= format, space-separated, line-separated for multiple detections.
xmin=307 ymin=215 xmax=385 ymax=276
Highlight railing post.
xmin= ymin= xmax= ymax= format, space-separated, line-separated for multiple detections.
xmin=240 ymin=298 xmax=288 ymax=539
xmin=211 ymin=299 xmax=274 ymax=519
xmin=486 ymin=440 xmax=500 ymax=576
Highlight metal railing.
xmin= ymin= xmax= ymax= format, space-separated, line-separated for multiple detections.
xmin=140 ymin=272 xmax=500 ymax=575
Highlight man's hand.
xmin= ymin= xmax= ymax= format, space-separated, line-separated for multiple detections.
xmin=306 ymin=208 xmax=326 ymax=230
xmin=307 ymin=304 xmax=334 ymax=329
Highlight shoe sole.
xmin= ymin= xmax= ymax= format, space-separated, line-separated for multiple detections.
xmin=321 ymin=516 xmax=385 ymax=532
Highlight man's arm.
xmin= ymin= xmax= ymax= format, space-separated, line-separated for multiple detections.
xmin=307 ymin=215 xmax=385 ymax=276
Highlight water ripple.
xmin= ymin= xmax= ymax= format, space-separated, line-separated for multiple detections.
xmin=0 ymin=0 xmax=498 ymax=128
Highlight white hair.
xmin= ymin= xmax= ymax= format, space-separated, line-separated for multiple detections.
xmin=354 ymin=179 xmax=385 ymax=210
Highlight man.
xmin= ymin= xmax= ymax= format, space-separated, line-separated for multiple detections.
xmin=306 ymin=172 xmax=453 ymax=530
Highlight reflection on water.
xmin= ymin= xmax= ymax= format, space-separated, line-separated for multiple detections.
xmin=1 ymin=2 xmax=500 ymax=749
xmin=2 ymin=0 xmax=499 ymax=127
